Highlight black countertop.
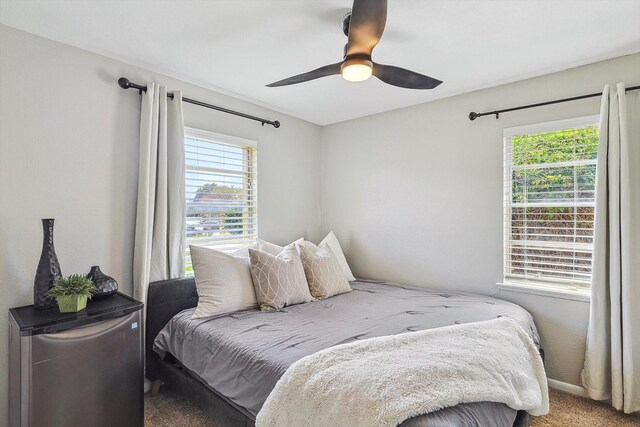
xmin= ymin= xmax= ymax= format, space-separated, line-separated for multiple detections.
xmin=9 ymin=292 xmax=143 ymax=336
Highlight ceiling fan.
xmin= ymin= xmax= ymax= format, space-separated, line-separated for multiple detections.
xmin=266 ymin=0 xmax=442 ymax=89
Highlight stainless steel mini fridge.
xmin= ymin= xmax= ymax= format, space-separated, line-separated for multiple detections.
xmin=9 ymin=293 xmax=144 ymax=427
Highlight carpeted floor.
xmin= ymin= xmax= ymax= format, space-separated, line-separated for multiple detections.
xmin=532 ymin=389 xmax=640 ymax=427
xmin=145 ymin=388 xmax=640 ymax=426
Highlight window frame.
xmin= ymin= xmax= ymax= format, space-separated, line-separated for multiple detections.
xmin=184 ymin=127 xmax=258 ymax=273
xmin=500 ymin=115 xmax=599 ymax=300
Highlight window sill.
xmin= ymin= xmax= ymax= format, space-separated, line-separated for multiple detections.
xmin=496 ymin=281 xmax=591 ymax=303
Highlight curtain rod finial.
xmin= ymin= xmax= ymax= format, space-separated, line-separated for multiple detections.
xmin=273 ymin=121 xmax=281 ymax=128
xmin=469 ymin=112 xmax=478 ymax=121
xmin=118 ymin=77 xmax=131 ymax=89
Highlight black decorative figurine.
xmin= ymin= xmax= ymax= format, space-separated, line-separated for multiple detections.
xmin=86 ymin=266 xmax=118 ymax=298
xmin=34 ymin=218 xmax=62 ymax=309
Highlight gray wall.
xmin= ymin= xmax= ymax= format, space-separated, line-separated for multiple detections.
xmin=321 ymin=53 xmax=640 ymax=387
xmin=0 ymin=24 xmax=322 ymax=422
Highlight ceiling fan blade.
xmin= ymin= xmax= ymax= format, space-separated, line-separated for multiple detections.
xmin=266 ymin=62 xmax=342 ymax=87
xmin=346 ymin=0 xmax=387 ymax=57
xmin=372 ymin=63 xmax=442 ymax=89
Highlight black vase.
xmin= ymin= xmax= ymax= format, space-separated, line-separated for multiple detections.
xmin=34 ymin=218 xmax=62 ymax=309
xmin=86 ymin=265 xmax=118 ymax=298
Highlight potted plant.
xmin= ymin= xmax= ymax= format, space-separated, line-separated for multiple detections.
xmin=47 ymin=274 xmax=97 ymax=313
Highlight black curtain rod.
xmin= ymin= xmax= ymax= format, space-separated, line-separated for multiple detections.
xmin=469 ymin=84 xmax=640 ymax=121
xmin=118 ymin=77 xmax=280 ymax=128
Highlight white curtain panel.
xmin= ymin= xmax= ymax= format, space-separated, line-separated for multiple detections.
xmin=581 ymin=83 xmax=640 ymax=413
xmin=132 ymin=83 xmax=186 ymax=304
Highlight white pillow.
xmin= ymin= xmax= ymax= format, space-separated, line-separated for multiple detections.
xmin=231 ymin=244 xmax=257 ymax=259
xmin=190 ymin=245 xmax=258 ymax=318
xmin=257 ymin=237 xmax=304 ymax=256
xmin=319 ymin=231 xmax=356 ymax=281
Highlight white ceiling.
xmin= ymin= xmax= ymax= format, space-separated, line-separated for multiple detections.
xmin=1 ymin=0 xmax=639 ymax=125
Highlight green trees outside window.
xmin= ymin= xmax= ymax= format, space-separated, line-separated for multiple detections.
xmin=506 ymin=125 xmax=599 ymax=285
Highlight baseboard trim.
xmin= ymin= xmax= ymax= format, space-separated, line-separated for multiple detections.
xmin=548 ymin=378 xmax=588 ymax=397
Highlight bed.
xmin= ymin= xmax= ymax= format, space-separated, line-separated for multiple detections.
xmin=147 ymin=277 xmax=542 ymax=427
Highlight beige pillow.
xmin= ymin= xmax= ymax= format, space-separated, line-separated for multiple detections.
xmin=298 ymin=232 xmax=356 ymax=282
xmin=248 ymin=245 xmax=313 ymax=311
xmin=190 ymin=245 xmax=258 ymax=318
xmin=298 ymin=240 xmax=319 ymax=251
xmin=298 ymin=243 xmax=352 ymax=299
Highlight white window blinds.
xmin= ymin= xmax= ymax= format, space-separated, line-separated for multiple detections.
xmin=503 ymin=117 xmax=599 ymax=288
xmin=184 ymin=128 xmax=257 ymax=273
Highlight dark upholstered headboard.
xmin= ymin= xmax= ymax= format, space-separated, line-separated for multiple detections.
xmin=146 ymin=277 xmax=198 ymax=380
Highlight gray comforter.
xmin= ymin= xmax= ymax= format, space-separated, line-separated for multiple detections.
xmin=154 ymin=280 xmax=541 ymax=426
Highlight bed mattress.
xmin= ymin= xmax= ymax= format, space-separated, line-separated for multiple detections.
xmin=154 ymin=280 xmax=541 ymax=426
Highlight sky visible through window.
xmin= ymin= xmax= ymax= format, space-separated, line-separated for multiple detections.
xmin=184 ymin=135 xmax=257 ymax=274
xmin=185 ymin=137 xmax=244 ymax=200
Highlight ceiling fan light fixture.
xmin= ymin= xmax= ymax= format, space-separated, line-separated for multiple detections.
xmin=341 ymin=58 xmax=373 ymax=82
xmin=266 ymin=0 xmax=442 ymax=89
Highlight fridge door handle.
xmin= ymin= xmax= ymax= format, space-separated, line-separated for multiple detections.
xmin=38 ymin=311 xmax=139 ymax=342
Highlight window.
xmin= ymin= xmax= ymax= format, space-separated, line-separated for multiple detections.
xmin=503 ymin=116 xmax=599 ymax=290
xmin=184 ymin=128 xmax=257 ymax=274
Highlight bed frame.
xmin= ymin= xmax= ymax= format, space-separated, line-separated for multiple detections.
xmin=146 ymin=277 xmax=255 ymax=426
xmin=145 ymin=277 xmax=532 ymax=427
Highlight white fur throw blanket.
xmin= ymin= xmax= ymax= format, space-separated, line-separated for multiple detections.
xmin=256 ymin=317 xmax=549 ymax=427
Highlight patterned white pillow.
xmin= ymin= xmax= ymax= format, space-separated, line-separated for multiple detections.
xmin=190 ymin=245 xmax=258 ymax=318
xmin=298 ymin=243 xmax=352 ymax=299
xmin=248 ymin=245 xmax=313 ymax=311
